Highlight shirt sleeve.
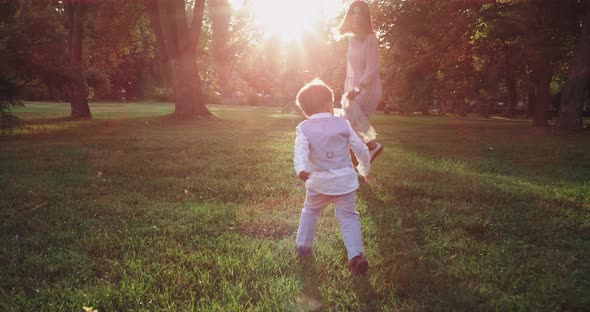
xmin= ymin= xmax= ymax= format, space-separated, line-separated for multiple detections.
xmin=347 ymin=121 xmax=370 ymax=177
xmin=359 ymin=35 xmax=380 ymax=87
xmin=294 ymin=125 xmax=310 ymax=176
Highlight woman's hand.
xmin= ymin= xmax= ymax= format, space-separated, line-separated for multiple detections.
xmin=347 ymin=85 xmax=364 ymax=101
xmin=346 ymin=90 xmax=360 ymax=101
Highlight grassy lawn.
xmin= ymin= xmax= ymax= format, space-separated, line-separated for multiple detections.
xmin=1 ymin=102 xmax=589 ymax=311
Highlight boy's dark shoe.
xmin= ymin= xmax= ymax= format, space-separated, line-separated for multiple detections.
xmin=297 ymin=246 xmax=312 ymax=258
xmin=369 ymin=142 xmax=383 ymax=163
xmin=348 ymin=254 xmax=368 ymax=276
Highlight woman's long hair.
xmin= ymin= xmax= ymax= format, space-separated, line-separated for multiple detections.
xmin=338 ymin=1 xmax=374 ymax=37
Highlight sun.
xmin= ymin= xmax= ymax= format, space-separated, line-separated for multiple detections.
xmin=230 ymin=0 xmax=345 ymax=41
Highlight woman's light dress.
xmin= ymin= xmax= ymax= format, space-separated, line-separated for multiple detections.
xmin=339 ymin=33 xmax=382 ymax=143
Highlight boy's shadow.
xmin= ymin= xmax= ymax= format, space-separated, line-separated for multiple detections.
xmin=297 ymin=254 xmax=380 ymax=311
xmin=356 ymin=181 xmax=480 ymax=308
xmin=352 ymin=271 xmax=381 ymax=311
xmin=296 ymin=257 xmax=324 ymax=311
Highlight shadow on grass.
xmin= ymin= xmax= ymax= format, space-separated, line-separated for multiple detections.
xmin=20 ymin=116 xmax=94 ymax=125
xmin=295 ymin=255 xmax=380 ymax=311
xmin=296 ymin=256 xmax=324 ymax=311
xmin=352 ymin=271 xmax=381 ymax=311
xmin=357 ymin=151 xmax=590 ymax=310
xmin=358 ymin=183 xmax=483 ymax=310
xmin=1 ymin=114 xmax=222 ymax=140
xmin=388 ymin=118 xmax=590 ymax=185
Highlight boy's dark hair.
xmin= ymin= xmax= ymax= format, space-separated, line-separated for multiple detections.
xmin=295 ymin=79 xmax=334 ymax=117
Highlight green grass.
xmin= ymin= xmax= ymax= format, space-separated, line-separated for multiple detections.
xmin=1 ymin=102 xmax=589 ymax=311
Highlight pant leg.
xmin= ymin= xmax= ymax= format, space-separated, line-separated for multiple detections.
xmin=296 ymin=189 xmax=331 ymax=248
xmin=333 ymin=191 xmax=365 ymax=260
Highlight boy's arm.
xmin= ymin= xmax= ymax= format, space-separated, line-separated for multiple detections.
xmin=347 ymin=121 xmax=371 ymax=177
xmin=294 ymin=126 xmax=310 ymax=180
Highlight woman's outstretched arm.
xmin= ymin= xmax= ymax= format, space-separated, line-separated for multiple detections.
xmin=359 ymin=35 xmax=381 ymax=88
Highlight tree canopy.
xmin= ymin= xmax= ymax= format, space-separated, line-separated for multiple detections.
xmin=1 ymin=0 xmax=589 ymax=129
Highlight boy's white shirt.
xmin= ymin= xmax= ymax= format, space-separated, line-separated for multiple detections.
xmin=294 ymin=112 xmax=370 ymax=195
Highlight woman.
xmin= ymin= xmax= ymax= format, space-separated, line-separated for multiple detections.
xmin=338 ymin=0 xmax=383 ymax=162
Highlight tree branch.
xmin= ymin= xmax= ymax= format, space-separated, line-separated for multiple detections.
xmin=187 ymin=0 xmax=205 ymax=54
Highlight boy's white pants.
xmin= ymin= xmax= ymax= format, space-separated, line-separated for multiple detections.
xmin=296 ymin=189 xmax=365 ymax=260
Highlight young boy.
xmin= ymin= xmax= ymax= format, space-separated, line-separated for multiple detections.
xmin=293 ymin=79 xmax=371 ymax=276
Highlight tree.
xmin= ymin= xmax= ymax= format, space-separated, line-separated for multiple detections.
xmin=0 ymin=1 xmax=69 ymax=102
xmin=65 ymin=0 xmax=145 ymax=116
xmin=1 ymin=0 xmax=146 ymax=117
xmin=374 ymin=0 xmax=585 ymax=127
xmin=209 ymin=0 xmax=232 ymax=101
xmin=145 ymin=0 xmax=210 ymax=118
xmin=557 ymin=1 xmax=590 ymax=131
xmin=85 ymin=1 xmax=150 ymax=100
xmin=0 ymin=79 xmax=23 ymax=128
xmin=468 ymin=0 xmax=584 ymax=126
xmin=0 ymin=0 xmax=53 ymax=125
xmin=66 ymin=1 xmax=91 ymax=118
xmin=374 ymin=1 xmax=492 ymax=114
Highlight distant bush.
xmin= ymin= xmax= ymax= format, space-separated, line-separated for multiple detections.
xmin=456 ymin=101 xmax=472 ymax=117
xmin=153 ymin=88 xmax=174 ymax=102
xmin=383 ymin=102 xmax=394 ymax=114
xmin=0 ymin=79 xmax=23 ymax=128
xmin=204 ymin=88 xmax=222 ymax=104
xmin=246 ymin=91 xmax=258 ymax=106
xmin=273 ymin=92 xmax=291 ymax=108
xmin=19 ymin=85 xmax=49 ymax=101
xmin=381 ymin=100 xmax=400 ymax=114
xmin=473 ymin=101 xmax=492 ymax=118
xmin=397 ymin=100 xmax=413 ymax=115
xmin=279 ymin=93 xmax=298 ymax=113
xmin=85 ymin=68 xmax=111 ymax=101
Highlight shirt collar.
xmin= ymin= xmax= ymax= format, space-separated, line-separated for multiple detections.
xmin=309 ymin=112 xmax=333 ymax=119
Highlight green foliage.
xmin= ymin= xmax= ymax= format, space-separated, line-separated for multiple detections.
xmin=84 ymin=68 xmax=111 ymax=101
xmin=276 ymin=92 xmax=296 ymax=112
xmin=373 ymin=0 xmax=588 ymax=117
xmin=246 ymin=91 xmax=258 ymax=106
xmin=152 ymin=88 xmax=174 ymax=102
xmin=0 ymin=79 xmax=23 ymax=128
xmin=108 ymin=12 xmax=161 ymax=101
xmin=85 ymin=1 xmax=150 ymax=76
xmin=203 ymin=87 xmax=222 ymax=104
xmin=216 ymin=2 xmax=348 ymax=107
xmin=1 ymin=0 xmax=154 ymax=104
xmin=4 ymin=0 xmax=589 ymax=121
xmin=18 ymin=85 xmax=50 ymax=101
xmin=0 ymin=1 xmax=68 ymax=102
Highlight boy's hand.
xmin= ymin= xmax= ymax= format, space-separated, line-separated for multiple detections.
xmin=362 ymin=175 xmax=371 ymax=184
xmin=298 ymin=171 xmax=310 ymax=182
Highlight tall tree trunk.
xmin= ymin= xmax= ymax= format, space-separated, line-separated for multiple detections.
xmin=506 ymin=75 xmax=517 ymax=118
xmin=68 ymin=3 xmax=91 ymax=119
xmin=172 ymin=53 xmax=206 ymax=116
xmin=487 ymin=99 xmax=494 ymax=118
xmin=556 ymin=1 xmax=590 ymax=131
xmin=527 ymin=87 xmax=536 ymax=117
xmin=532 ymin=69 xmax=551 ymax=127
xmin=145 ymin=0 xmax=210 ymax=118
xmin=210 ymin=0 xmax=232 ymax=102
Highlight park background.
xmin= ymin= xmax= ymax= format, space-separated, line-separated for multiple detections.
xmin=1 ymin=0 xmax=590 ymax=311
